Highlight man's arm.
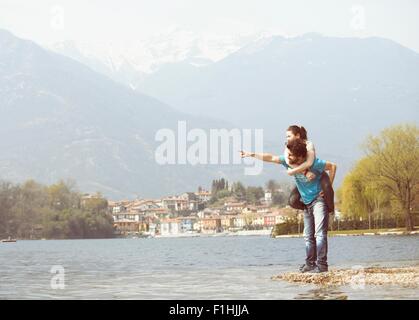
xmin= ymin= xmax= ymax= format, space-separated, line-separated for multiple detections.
xmin=240 ymin=151 xmax=281 ymax=164
xmin=324 ymin=161 xmax=337 ymax=185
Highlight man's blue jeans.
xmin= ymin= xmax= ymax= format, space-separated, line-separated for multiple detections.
xmin=303 ymin=197 xmax=329 ymax=269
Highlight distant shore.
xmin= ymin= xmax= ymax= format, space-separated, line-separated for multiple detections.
xmin=135 ymin=228 xmax=419 ymax=239
xmin=4 ymin=228 xmax=418 ymax=241
xmin=275 ymin=228 xmax=419 ymax=238
xmin=153 ymin=229 xmax=273 ymax=238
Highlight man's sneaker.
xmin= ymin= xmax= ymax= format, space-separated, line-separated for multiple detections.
xmin=308 ymin=265 xmax=328 ymax=273
xmin=299 ymin=263 xmax=317 ymax=273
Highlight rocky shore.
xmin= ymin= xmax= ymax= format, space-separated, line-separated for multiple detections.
xmin=272 ymin=266 xmax=419 ymax=287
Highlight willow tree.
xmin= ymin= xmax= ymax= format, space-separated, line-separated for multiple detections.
xmin=339 ymin=170 xmax=367 ymax=221
xmin=339 ymin=157 xmax=389 ymax=228
xmin=364 ymin=124 xmax=419 ymax=231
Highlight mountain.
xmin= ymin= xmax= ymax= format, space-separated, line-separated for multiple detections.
xmin=49 ymin=27 xmax=266 ymax=87
xmin=0 ymin=29 xmax=282 ymax=199
xmin=136 ymin=33 xmax=419 ymax=173
xmin=49 ymin=40 xmax=149 ymax=91
xmin=3 ymin=30 xmax=417 ymax=199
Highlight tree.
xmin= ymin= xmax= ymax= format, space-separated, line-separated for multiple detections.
xmin=339 ymin=158 xmax=390 ymax=229
xmin=232 ymin=182 xmax=246 ymax=200
xmin=364 ymin=124 xmax=419 ymax=231
xmin=244 ymin=212 xmax=257 ymax=229
xmin=265 ymin=180 xmax=288 ymax=206
xmin=0 ymin=179 xmax=115 ymax=239
xmin=266 ymin=180 xmax=279 ymax=193
xmin=339 ymin=170 xmax=366 ymax=222
xmin=47 ymin=180 xmax=80 ymax=210
xmin=16 ymin=180 xmax=48 ymax=238
xmin=211 ymin=178 xmax=229 ymax=195
xmin=245 ymin=186 xmax=264 ymax=204
xmin=82 ymin=192 xmax=108 ymax=214
xmin=0 ymin=181 xmax=20 ymax=237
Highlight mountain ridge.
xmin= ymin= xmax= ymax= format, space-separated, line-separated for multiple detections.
xmin=1 ymin=29 xmax=275 ymax=199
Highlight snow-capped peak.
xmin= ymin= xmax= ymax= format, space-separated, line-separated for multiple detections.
xmin=48 ymin=27 xmax=275 ymax=74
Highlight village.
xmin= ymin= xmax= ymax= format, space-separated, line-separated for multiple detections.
xmin=107 ymin=187 xmax=301 ymax=238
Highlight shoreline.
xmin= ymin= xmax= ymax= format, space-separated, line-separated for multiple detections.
xmin=275 ymin=229 xmax=419 ymax=238
xmin=272 ymin=266 xmax=419 ymax=288
xmin=3 ymin=229 xmax=418 ymax=241
xmin=153 ymin=229 xmax=273 ymax=238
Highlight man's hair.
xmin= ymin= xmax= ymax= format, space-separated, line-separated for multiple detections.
xmin=287 ymin=138 xmax=307 ymax=159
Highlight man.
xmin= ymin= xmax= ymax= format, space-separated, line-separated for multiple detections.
xmin=240 ymin=139 xmax=337 ymax=273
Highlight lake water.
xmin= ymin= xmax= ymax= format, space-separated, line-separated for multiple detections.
xmin=0 ymin=235 xmax=418 ymax=299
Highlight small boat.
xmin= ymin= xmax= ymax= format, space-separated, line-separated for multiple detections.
xmin=1 ymin=237 xmax=17 ymax=243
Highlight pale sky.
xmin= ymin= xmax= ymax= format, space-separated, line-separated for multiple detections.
xmin=0 ymin=0 xmax=419 ymax=52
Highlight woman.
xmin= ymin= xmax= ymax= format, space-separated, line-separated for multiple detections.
xmin=285 ymin=125 xmax=335 ymax=214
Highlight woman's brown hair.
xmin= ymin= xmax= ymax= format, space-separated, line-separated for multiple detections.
xmin=287 ymin=125 xmax=308 ymax=140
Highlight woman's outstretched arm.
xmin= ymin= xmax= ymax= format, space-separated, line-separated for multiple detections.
xmin=286 ymin=148 xmax=315 ymax=175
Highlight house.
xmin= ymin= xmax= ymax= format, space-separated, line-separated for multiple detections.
xmin=180 ymin=192 xmax=199 ymax=211
xmin=264 ymin=210 xmax=292 ymax=226
xmin=201 ymin=217 xmax=222 ymax=233
xmin=148 ymin=223 xmax=158 ymax=236
xmin=146 ymin=207 xmax=171 ymax=219
xmin=113 ymin=219 xmax=140 ymax=234
xmin=178 ymin=216 xmax=197 ymax=232
xmin=264 ymin=190 xmax=272 ymax=204
xmin=109 ymin=200 xmax=130 ymax=214
xmin=193 ymin=220 xmax=202 ymax=231
xmin=160 ymin=218 xmax=181 ymax=236
xmin=162 ymin=196 xmax=189 ymax=212
xmin=263 ymin=213 xmax=277 ymax=227
xmin=195 ymin=189 xmax=211 ymax=203
xmin=139 ymin=216 xmax=157 ymax=233
xmin=242 ymin=206 xmax=256 ymax=214
xmin=127 ymin=199 xmax=161 ymax=213
xmin=233 ymin=215 xmax=246 ymax=228
xmin=251 ymin=214 xmax=265 ymax=227
xmin=220 ymin=216 xmax=234 ymax=230
xmin=161 ymin=193 xmax=200 ymax=212
xmin=256 ymin=204 xmax=270 ymax=214
xmin=198 ymin=208 xmax=219 ymax=218
xmin=224 ymin=201 xmax=246 ymax=213
xmin=112 ymin=211 xmax=142 ymax=222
